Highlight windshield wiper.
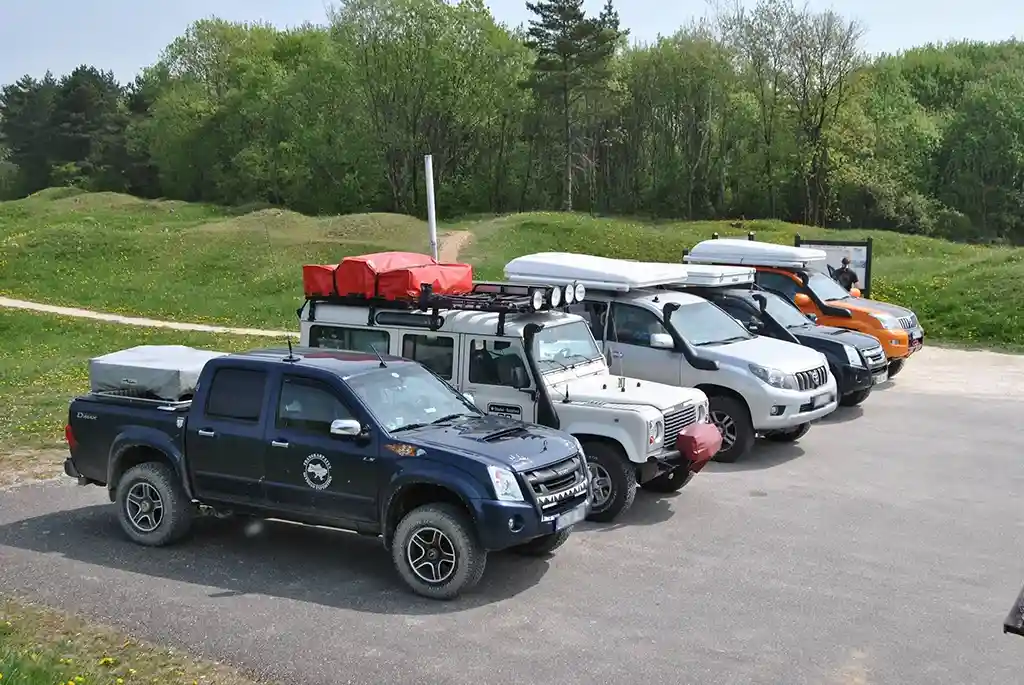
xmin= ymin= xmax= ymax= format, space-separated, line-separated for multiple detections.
xmin=391 ymin=422 xmax=431 ymax=432
xmin=561 ymin=353 xmax=595 ymax=367
xmin=540 ymin=358 xmax=571 ymax=371
xmin=698 ymin=335 xmax=749 ymax=346
xmin=429 ymin=412 xmax=473 ymax=425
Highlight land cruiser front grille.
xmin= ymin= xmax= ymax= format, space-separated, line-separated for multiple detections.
xmin=524 ymin=454 xmax=588 ymax=520
xmin=898 ymin=315 xmax=918 ymax=329
xmin=796 ymin=365 xmax=829 ymax=391
xmin=663 ymin=404 xmax=698 ymax=442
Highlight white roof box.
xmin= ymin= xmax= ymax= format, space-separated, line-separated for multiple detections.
xmin=684 ymin=238 xmax=827 ymax=270
xmin=504 ymin=252 xmax=689 ymax=292
xmin=676 ymin=263 xmax=754 ymax=287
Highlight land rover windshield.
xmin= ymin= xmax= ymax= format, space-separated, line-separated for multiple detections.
xmin=347 ymin=363 xmax=480 ymax=432
xmin=532 ymin=320 xmax=603 ymax=372
xmin=807 ymin=271 xmax=852 ymax=302
xmin=763 ymin=292 xmax=814 ymax=329
xmin=668 ymin=301 xmax=753 ymax=346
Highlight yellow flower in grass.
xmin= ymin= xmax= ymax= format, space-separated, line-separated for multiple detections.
xmin=99 ymin=656 xmax=117 ymax=667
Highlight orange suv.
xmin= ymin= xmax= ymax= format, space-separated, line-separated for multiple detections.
xmin=685 ymin=239 xmax=924 ymax=378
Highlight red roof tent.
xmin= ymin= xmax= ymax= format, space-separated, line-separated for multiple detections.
xmin=302 ymin=251 xmax=473 ymax=300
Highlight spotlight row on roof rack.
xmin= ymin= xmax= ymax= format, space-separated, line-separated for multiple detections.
xmin=530 ymin=281 xmax=587 ymax=310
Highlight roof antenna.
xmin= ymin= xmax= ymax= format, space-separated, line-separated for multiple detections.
xmin=284 ymin=337 xmax=299 ymax=362
xmin=370 ymin=342 xmax=388 ymax=368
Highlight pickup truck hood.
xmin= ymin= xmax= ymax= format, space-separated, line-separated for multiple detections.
xmin=791 ymin=324 xmax=884 ymax=351
xmin=704 ymin=335 xmax=826 ymax=373
xmin=548 ymin=374 xmax=701 ymax=411
xmin=828 ymin=296 xmax=914 ymax=319
xmin=395 ymin=414 xmax=578 ymax=472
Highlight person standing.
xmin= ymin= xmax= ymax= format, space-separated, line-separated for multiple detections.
xmin=834 ymin=256 xmax=859 ymax=291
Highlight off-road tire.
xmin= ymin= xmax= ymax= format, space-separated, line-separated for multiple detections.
xmin=640 ymin=467 xmax=694 ymax=493
xmin=765 ymin=422 xmax=811 ymax=443
xmin=840 ymin=387 xmax=872 ymax=407
xmin=888 ymin=358 xmax=906 ymax=378
xmin=708 ymin=395 xmax=755 ymax=463
xmin=115 ymin=461 xmax=193 ymax=547
xmin=510 ymin=528 xmax=572 ymax=556
xmin=392 ymin=502 xmax=487 ymax=600
xmin=582 ymin=441 xmax=637 ymax=523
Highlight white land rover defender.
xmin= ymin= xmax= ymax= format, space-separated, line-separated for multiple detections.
xmin=504 ymin=253 xmax=839 ymax=463
xmin=297 ymin=278 xmax=711 ymax=522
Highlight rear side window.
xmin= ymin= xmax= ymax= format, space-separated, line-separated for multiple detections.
xmin=310 ymin=325 xmax=389 ymax=354
xmin=402 ymin=334 xmax=454 ymax=379
xmin=205 ymin=368 xmax=267 ymax=421
xmin=755 ymin=272 xmax=801 ymax=300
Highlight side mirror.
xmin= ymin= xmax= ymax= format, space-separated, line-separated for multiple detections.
xmin=649 ymin=332 xmax=674 ymax=349
xmin=806 ymin=313 xmax=818 ymax=323
xmin=330 ymin=418 xmax=362 ymax=437
xmin=745 ymin=321 xmax=760 ymax=333
xmin=850 ymin=287 xmax=862 ymax=298
xmin=794 ymin=293 xmax=812 ymax=308
xmin=463 ymin=392 xmax=476 ymax=406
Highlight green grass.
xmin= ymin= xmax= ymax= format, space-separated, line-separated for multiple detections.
xmin=0 ymin=308 xmax=276 ymax=479
xmin=1 ymin=191 xmax=1023 ymax=349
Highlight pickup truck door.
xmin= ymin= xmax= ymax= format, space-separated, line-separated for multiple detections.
xmin=459 ymin=336 xmax=538 ymax=423
xmin=185 ymin=366 xmax=270 ymax=504
xmin=265 ymin=373 xmax=380 ymax=523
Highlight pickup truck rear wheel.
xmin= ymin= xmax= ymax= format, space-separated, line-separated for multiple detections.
xmin=582 ymin=441 xmax=637 ymax=523
xmin=708 ymin=395 xmax=754 ymax=463
xmin=510 ymin=528 xmax=572 ymax=556
xmin=115 ymin=462 xmax=193 ymax=547
xmin=392 ymin=503 xmax=487 ymax=600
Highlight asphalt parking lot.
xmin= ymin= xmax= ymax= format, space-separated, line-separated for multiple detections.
xmin=1 ymin=346 xmax=1022 ymax=684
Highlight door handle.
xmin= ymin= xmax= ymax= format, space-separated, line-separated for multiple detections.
xmin=197 ymin=429 xmax=216 ymax=437
xmin=271 ymin=440 xmax=289 ymax=448
xmin=611 ymin=351 xmax=624 ymax=358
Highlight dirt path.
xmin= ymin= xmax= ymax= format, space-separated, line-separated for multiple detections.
xmin=438 ymin=230 xmax=473 ymax=262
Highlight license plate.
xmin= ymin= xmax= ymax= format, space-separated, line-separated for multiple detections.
xmin=554 ymin=503 xmax=587 ymax=530
xmin=812 ymin=392 xmax=832 ymax=408
xmin=872 ymin=371 xmax=888 ymax=385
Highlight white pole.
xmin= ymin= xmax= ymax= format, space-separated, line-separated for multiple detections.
xmin=424 ymin=154 xmax=439 ymax=260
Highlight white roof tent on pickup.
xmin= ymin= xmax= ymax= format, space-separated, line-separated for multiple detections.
xmin=684 ymin=238 xmax=829 ymax=271
xmin=675 ymin=263 xmax=755 ymax=288
xmin=299 ymin=279 xmax=588 ymax=338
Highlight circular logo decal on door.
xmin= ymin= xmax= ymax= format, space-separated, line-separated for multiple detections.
xmin=303 ymin=453 xmax=332 ymax=490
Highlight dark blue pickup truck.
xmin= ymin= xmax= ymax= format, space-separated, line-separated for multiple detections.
xmin=64 ymin=346 xmax=591 ymax=599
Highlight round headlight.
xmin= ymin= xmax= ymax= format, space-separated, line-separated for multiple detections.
xmin=531 ymin=289 xmax=544 ymax=310
xmin=549 ymin=286 xmax=562 ymax=307
xmin=563 ymin=284 xmax=575 ymax=304
xmin=574 ymin=283 xmax=586 ymax=301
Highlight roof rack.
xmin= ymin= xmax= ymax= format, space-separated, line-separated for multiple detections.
xmin=684 ymin=238 xmax=828 ymax=270
xmin=504 ymin=252 xmax=688 ymax=292
xmin=301 ymin=281 xmax=583 ymax=336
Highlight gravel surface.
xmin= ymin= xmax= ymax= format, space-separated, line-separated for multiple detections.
xmin=1 ymin=346 xmax=1021 ymax=684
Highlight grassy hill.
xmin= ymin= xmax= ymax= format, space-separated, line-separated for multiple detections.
xmin=2 ymin=190 xmax=1023 ymax=349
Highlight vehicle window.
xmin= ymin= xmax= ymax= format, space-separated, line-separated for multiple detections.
xmin=719 ymin=302 xmax=756 ymax=325
xmin=763 ymin=292 xmax=814 ymax=329
xmin=469 ymin=339 xmax=530 ymax=387
xmin=533 ymin=320 xmax=603 ymax=372
xmin=276 ymin=377 xmax=354 ymax=436
xmin=566 ymin=301 xmax=608 ymax=340
xmin=806 ymin=271 xmax=853 ymax=302
xmin=666 ymin=300 xmax=753 ymax=346
xmin=205 ymin=368 xmax=267 ymax=421
xmin=754 ymin=272 xmax=802 ymax=301
xmin=309 ymin=325 xmax=390 ymax=354
xmin=609 ymin=304 xmax=670 ymax=347
xmin=346 ymin=363 xmax=479 ymax=433
xmin=402 ymin=334 xmax=454 ymax=379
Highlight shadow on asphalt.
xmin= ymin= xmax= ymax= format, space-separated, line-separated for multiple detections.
xmin=703 ymin=442 xmax=805 ymax=473
xmin=818 ymin=405 xmax=865 ymax=424
xmin=0 ymin=504 xmax=551 ymax=615
xmin=582 ymin=488 xmax=678 ymax=533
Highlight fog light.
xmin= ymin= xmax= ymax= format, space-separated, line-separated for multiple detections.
xmin=770 ymin=405 xmax=784 ymax=416
xmin=508 ymin=515 xmax=524 ymax=533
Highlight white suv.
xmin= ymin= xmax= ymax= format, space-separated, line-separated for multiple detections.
xmin=504 ymin=252 xmax=839 ymax=462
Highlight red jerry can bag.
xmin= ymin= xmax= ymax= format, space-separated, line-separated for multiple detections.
xmin=675 ymin=423 xmax=723 ymax=472
xmin=334 ymin=251 xmax=437 ymax=299
xmin=375 ymin=263 xmax=474 ymax=300
xmin=302 ymin=264 xmax=338 ymax=297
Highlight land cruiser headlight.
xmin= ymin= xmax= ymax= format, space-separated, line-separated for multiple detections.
xmin=487 ymin=465 xmax=525 ymax=502
xmin=647 ymin=418 xmax=663 ymax=447
xmin=873 ymin=313 xmax=900 ymax=331
xmin=749 ymin=363 xmax=798 ymax=390
xmin=844 ymin=344 xmax=864 ymax=367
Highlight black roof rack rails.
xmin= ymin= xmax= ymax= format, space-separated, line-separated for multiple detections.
xmin=302 ymin=282 xmax=566 ymax=336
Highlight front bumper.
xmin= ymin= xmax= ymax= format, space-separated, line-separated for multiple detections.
xmin=750 ymin=379 xmax=839 ymax=430
xmin=471 ymin=498 xmax=588 ymax=551
xmin=835 ymin=362 xmax=888 ymax=394
xmin=880 ymin=326 xmax=925 ymax=359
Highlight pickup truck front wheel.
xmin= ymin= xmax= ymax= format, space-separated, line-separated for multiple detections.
xmin=392 ymin=503 xmax=487 ymax=600
xmin=115 ymin=462 xmax=193 ymax=547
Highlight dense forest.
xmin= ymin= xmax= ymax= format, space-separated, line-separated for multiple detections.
xmin=2 ymin=0 xmax=1023 ymax=243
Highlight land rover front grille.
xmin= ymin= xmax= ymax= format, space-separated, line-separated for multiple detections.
xmin=796 ymin=365 xmax=829 ymax=391
xmin=524 ymin=454 xmax=588 ymax=519
xmin=898 ymin=314 xmax=918 ymax=329
xmin=663 ymin=404 xmax=698 ymax=442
